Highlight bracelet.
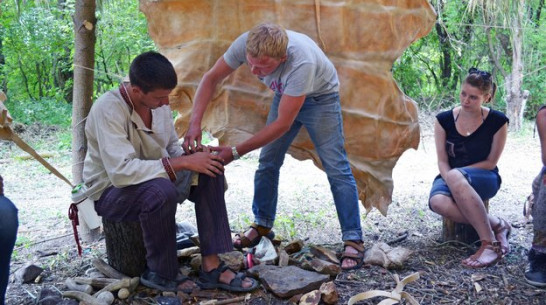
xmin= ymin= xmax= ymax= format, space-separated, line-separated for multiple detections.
xmin=161 ymin=157 xmax=177 ymax=182
xmin=231 ymin=146 xmax=240 ymax=160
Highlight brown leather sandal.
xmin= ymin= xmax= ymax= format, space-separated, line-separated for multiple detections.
xmin=461 ymin=240 xmax=502 ymax=269
xmin=492 ymin=217 xmax=511 ymax=256
xmin=340 ymin=240 xmax=365 ymax=270
xmin=233 ymin=223 xmax=275 ymax=250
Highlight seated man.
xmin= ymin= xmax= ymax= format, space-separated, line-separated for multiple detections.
xmin=526 ymin=105 xmax=546 ymax=287
xmin=77 ymin=51 xmax=258 ymax=292
xmin=0 ymin=175 xmax=18 ymax=305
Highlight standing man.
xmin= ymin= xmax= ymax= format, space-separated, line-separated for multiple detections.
xmin=77 ymin=51 xmax=258 ymax=292
xmin=183 ymin=23 xmax=364 ymax=270
xmin=526 ymin=105 xmax=546 ymax=286
xmin=0 ymin=175 xmax=18 ymax=305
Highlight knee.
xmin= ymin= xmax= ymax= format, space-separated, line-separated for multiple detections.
xmin=429 ymin=195 xmax=451 ymax=215
xmin=445 ymin=169 xmax=467 ymax=189
xmin=429 ymin=196 xmax=442 ymax=214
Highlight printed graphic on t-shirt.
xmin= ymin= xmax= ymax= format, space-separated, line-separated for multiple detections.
xmin=269 ymin=80 xmax=284 ymax=94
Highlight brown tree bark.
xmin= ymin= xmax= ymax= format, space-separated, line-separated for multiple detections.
xmin=102 ymin=219 xmax=147 ymax=277
xmin=504 ymin=0 xmax=527 ymax=132
xmin=72 ymin=0 xmax=100 ymax=242
xmin=442 ymin=200 xmax=489 ymax=244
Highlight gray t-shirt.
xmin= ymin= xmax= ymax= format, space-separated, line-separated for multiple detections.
xmin=223 ymin=30 xmax=339 ymax=97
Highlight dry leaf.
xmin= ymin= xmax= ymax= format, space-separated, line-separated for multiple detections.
xmin=471 ymin=274 xmax=487 ymax=282
xmin=474 ymin=282 xmax=483 ymax=293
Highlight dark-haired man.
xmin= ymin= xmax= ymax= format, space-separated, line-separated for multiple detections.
xmin=76 ymin=51 xmax=258 ymax=292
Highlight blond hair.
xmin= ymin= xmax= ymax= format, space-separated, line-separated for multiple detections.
xmin=246 ymin=23 xmax=288 ymax=59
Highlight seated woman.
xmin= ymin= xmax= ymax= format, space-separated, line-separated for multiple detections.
xmin=428 ymin=68 xmax=510 ymax=268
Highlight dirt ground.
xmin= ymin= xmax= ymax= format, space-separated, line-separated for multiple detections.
xmin=1 ymin=113 xmax=545 ymax=304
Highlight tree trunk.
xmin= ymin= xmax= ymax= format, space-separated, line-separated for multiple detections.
xmin=102 ymin=219 xmax=147 ymax=277
xmin=505 ymin=1 xmax=525 ymax=132
xmin=442 ymin=200 xmax=489 ymax=244
xmin=72 ymin=0 xmax=99 ymax=242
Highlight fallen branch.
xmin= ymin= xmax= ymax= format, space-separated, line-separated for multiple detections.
xmin=74 ymin=277 xmax=118 ymax=288
xmin=65 ymin=278 xmax=93 ymax=294
xmin=92 ymin=277 xmax=137 ymax=297
xmin=200 ymin=295 xmax=247 ymax=305
xmin=92 ymin=258 xmax=127 ymax=279
xmin=62 ymin=291 xmax=108 ymax=305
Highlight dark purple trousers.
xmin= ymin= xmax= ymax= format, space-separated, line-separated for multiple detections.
xmin=95 ymin=174 xmax=232 ymax=280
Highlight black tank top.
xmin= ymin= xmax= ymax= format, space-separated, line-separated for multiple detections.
xmin=436 ymin=108 xmax=509 ymax=169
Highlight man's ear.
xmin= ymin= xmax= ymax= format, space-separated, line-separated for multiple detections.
xmin=280 ymin=55 xmax=287 ymax=62
xmin=132 ymin=85 xmax=144 ymax=96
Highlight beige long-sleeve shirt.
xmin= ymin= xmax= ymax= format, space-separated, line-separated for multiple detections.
xmin=76 ymin=87 xmax=187 ymax=201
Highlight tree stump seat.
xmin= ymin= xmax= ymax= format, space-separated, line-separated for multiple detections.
xmin=102 ymin=218 xmax=147 ymax=277
xmin=441 ymin=199 xmax=489 ymax=244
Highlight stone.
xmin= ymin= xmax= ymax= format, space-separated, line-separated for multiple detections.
xmin=278 ymin=249 xmax=290 ymax=267
xmin=289 ymin=294 xmax=303 ymax=304
xmin=363 ymin=242 xmax=413 ymax=269
xmin=309 ymin=258 xmax=341 ymax=276
xmin=15 ymin=263 xmax=43 ymax=283
xmin=284 ymin=240 xmax=304 ymax=254
xmin=320 ymin=282 xmax=339 ymax=304
xmin=256 ymin=265 xmax=330 ymax=298
xmin=219 ymin=251 xmax=244 ymax=271
xmin=299 ymin=290 xmax=321 ymax=305
xmin=155 ymin=296 xmax=182 ymax=305
xmin=36 ymin=286 xmax=62 ymax=305
xmin=310 ymin=245 xmax=339 ymax=265
xmin=190 ymin=254 xmax=202 ymax=271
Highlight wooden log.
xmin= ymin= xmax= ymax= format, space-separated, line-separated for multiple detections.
xmin=442 ymin=200 xmax=489 ymax=244
xmin=102 ymin=218 xmax=147 ymax=277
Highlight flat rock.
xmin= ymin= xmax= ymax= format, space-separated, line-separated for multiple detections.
xmin=254 ymin=265 xmax=330 ymax=298
xmin=309 ymin=258 xmax=341 ymax=276
xmin=15 ymin=263 xmax=44 ymax=283
xmin=310 ymin=245 xmax=339 ymax=264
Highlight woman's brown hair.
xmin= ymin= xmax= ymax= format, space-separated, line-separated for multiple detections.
xmin=464 ymin=67 xmax=497 ymax=103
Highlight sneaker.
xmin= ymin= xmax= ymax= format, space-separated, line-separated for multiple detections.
xmin=525 ymin=248 xmax=546 ymax=287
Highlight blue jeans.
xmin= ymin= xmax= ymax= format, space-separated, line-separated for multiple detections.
xmin=0 ymin=196 xmax=18 ymax=305
xmin=429 ymin=167 xmax=502 ymax=206
xmin=253 ymin=92 xmax=362 ymax=241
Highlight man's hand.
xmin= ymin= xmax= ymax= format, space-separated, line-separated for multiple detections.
xmin=182 ymin=125 xmax=203 ymax=154
xmin=210 ymin=146 xmax=234 ymax=165
xmin=172 ymin=151 xmax=224 ymax=177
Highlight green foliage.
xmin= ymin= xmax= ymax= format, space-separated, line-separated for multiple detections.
xmin=94 ymin=0 xmax=156 ymax=95
xmin=394 ymin=0 xmax=545 ymax=116
xmin=5 ymin=97 xmax=72 ymax=126
xmin=0 ymin=0 xmax=155 ymax=128
xmin=0 ymin=1 xmax=73 ymax=102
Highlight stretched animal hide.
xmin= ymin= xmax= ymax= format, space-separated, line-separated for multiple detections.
xmin=140 ymin=0 xmax=436 ymax=215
